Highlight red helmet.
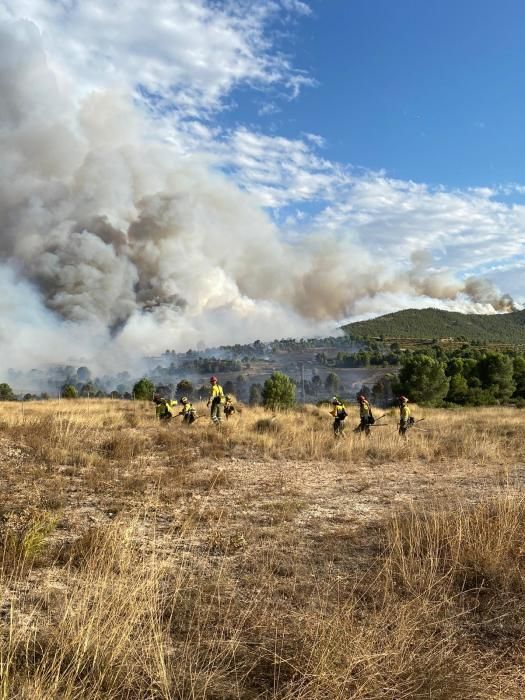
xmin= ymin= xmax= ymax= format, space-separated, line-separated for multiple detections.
xmin=210 ymin=375 xmax=217 ymax=384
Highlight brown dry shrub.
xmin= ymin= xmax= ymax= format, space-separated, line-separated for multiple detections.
xmin=102 ymin=430 xmax=150 ymax=461
xmin=278 ymin=598 xmax=487 ymax=700
xmin=154 ymin=427 xmax=182 ymax=451
xmin=124 ymin=411 xmax=141 ymax=428
xmin=384 ymin=494 xmax=525 ymax=598
xmin=2 ymin=521 xmax=172 ymax=700
xmin=57 ymin=526 xmax=110 ymax=568
xmin=253 ymin=417 xmax=282 ymax=434
xmin=0 ymin=507 xmax=57 ymax=572
xmin=186 ymin=467 xmax=232 ymax=492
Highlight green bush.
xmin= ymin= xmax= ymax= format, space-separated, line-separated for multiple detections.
xmin=62 ymin=384 xmax=78 ymax=399
xmin=394 ymin=355 xmax=449 ymax=405
xmin=262 ymin=372 xmax=296 ymax=411
xmin=132 ymin=377 xmax=155 ymax=401
xmin=0 ymin=383 xmax=15 ymax=401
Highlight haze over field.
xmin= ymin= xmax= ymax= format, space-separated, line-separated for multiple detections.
xmin=1 ymin=2 xmax=524 ymax=372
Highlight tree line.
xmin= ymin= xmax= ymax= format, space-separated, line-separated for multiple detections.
xmin=3 ymin=343 xmax=525 ymax=409
xmin=393 ymin=346 xmax=525 ymax=406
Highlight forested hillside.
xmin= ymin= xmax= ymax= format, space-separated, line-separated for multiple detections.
xmin=343 ymin=308 xmax=525 ymax=344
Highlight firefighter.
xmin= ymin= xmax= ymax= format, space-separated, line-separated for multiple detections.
xmin=357 ymin=393 xmax=373 ymax=436
xmin=207 ymin=375 xmax=225 ymax=424
xmin=398 ymin=396 xmax=413 ymax=437
xmin=330 ymin=397 xmax=347 ymax=437
xmin=155 ymin=396 xmax=177 ymax=421
xmin=224 ymin=394 xmax=235 ymax=420
xmin=179 ymin=396 xmax=197 ymax=425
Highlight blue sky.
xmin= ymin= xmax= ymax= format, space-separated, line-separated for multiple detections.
xmin=229 ymin=0 xmax=525 ymax=188
xmin=0 ymin=0 xmax=524 ymax=360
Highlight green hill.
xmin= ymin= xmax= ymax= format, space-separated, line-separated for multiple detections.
xmin=343 ymin=307 xmax=525 ymax=345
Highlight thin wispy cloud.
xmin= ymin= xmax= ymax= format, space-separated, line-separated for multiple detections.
xmin=0 ymin=0 xmax=313 ymax=112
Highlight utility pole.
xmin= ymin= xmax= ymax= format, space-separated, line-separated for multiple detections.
xmin=300 ymin=362 xmax=305 ymax=404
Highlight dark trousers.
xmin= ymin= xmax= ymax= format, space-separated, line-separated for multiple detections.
xmin=333 ymin=417 xmax=345 ymax=436
xmin=359 ymin=417 xmax=371 ymax=435
xmin=211 ymin=398 xmax=223 ymax=423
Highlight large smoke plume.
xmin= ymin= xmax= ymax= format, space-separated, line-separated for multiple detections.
xmin=0 ymin=19 xmax=517 ymax=371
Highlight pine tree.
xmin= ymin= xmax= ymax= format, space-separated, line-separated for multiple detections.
xmin=262 ymin=372 xmax=296 ymax=410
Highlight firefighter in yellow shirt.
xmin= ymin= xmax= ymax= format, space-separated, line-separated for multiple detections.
xmin=154 ymin=395 xmax=177 ymax=421
xmin=207 ymin=376 xmax=225 ymax=424
xmin=357 ymin=394 xmax=373 ymax=436
xmin=179 ymin=397 xmax=197 ymax=425
xmin=398 ymin=396 xmax=413 ymax=437
xmin=330 ymin=397 xmax=347 ymax=437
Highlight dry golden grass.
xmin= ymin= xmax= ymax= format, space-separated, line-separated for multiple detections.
xmin=0 ymin=399 xmax=524 ymax=698
xmin=1 ymin=398 xmax=524 ymax=467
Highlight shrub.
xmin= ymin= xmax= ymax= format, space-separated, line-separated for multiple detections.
xmin=176 ymin=379 xmax=194 ymax=398
xmin=0 ymin=382 xmax=15 ymax=400
xmin=62 ymin=384 xmax=78 ymax=399
xmin=253 ymin=418 xmax=282 ymax=434
xmin=395 ymin=354 xmax=449 ymax=405
xmin=262 ymin=372 xmax=296 ymax=410
xmin=132 ymin=377 xmax=155 ymax=400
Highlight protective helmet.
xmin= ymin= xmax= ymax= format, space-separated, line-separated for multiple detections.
xmin=210 ymin=375 xmax=217 ymax=384
xmin=399 ymin=396 xmax=409 ymax=403
xmin=331 ymin=397 xmax=339 ymax=405
xmin=181 ymin=396 xmax=188 ymax=403
xmin=153 ymin=394 xmax=161 ymax=402
xmin=357 ymin=394 xmax=366 ymax=402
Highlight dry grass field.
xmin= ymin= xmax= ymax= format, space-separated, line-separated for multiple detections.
xmin=0 ymin=399 xmax=525 ymax=699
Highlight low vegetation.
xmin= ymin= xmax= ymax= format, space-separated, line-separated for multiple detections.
xmin=0 ymin=399 xmax=524 ymax=698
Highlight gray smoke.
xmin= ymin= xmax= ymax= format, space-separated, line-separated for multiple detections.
xmin=463 ymin=278 xmax=517 ymax=312
xmin=408 ymin=251 xmax=517 ymax=312
xmin=0 ymin=18 xmax=517 ymax=372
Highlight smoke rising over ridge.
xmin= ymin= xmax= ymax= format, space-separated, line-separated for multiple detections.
xmin=0 ymin=18 xmax=517 ymax=371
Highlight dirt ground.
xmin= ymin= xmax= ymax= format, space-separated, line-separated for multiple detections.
xmin=1 ymin=416 xmax=523 ymax=564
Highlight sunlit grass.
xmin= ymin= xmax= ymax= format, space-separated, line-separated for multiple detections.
xmin=0 ymin=399 xmax=523 ymax=698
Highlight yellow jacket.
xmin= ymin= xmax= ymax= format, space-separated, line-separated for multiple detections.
xmin=400 ymin=404 xmax=411 ymax=421
xmin=157 ymin=399 xmax=177 ymax=417
xmin=210 ymin=384 xmax=225 ymax=403
xmin=330 ymin=403 xmax=346 ymax=418
xmin=359 ymin=399 xmax=370 ymax=418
